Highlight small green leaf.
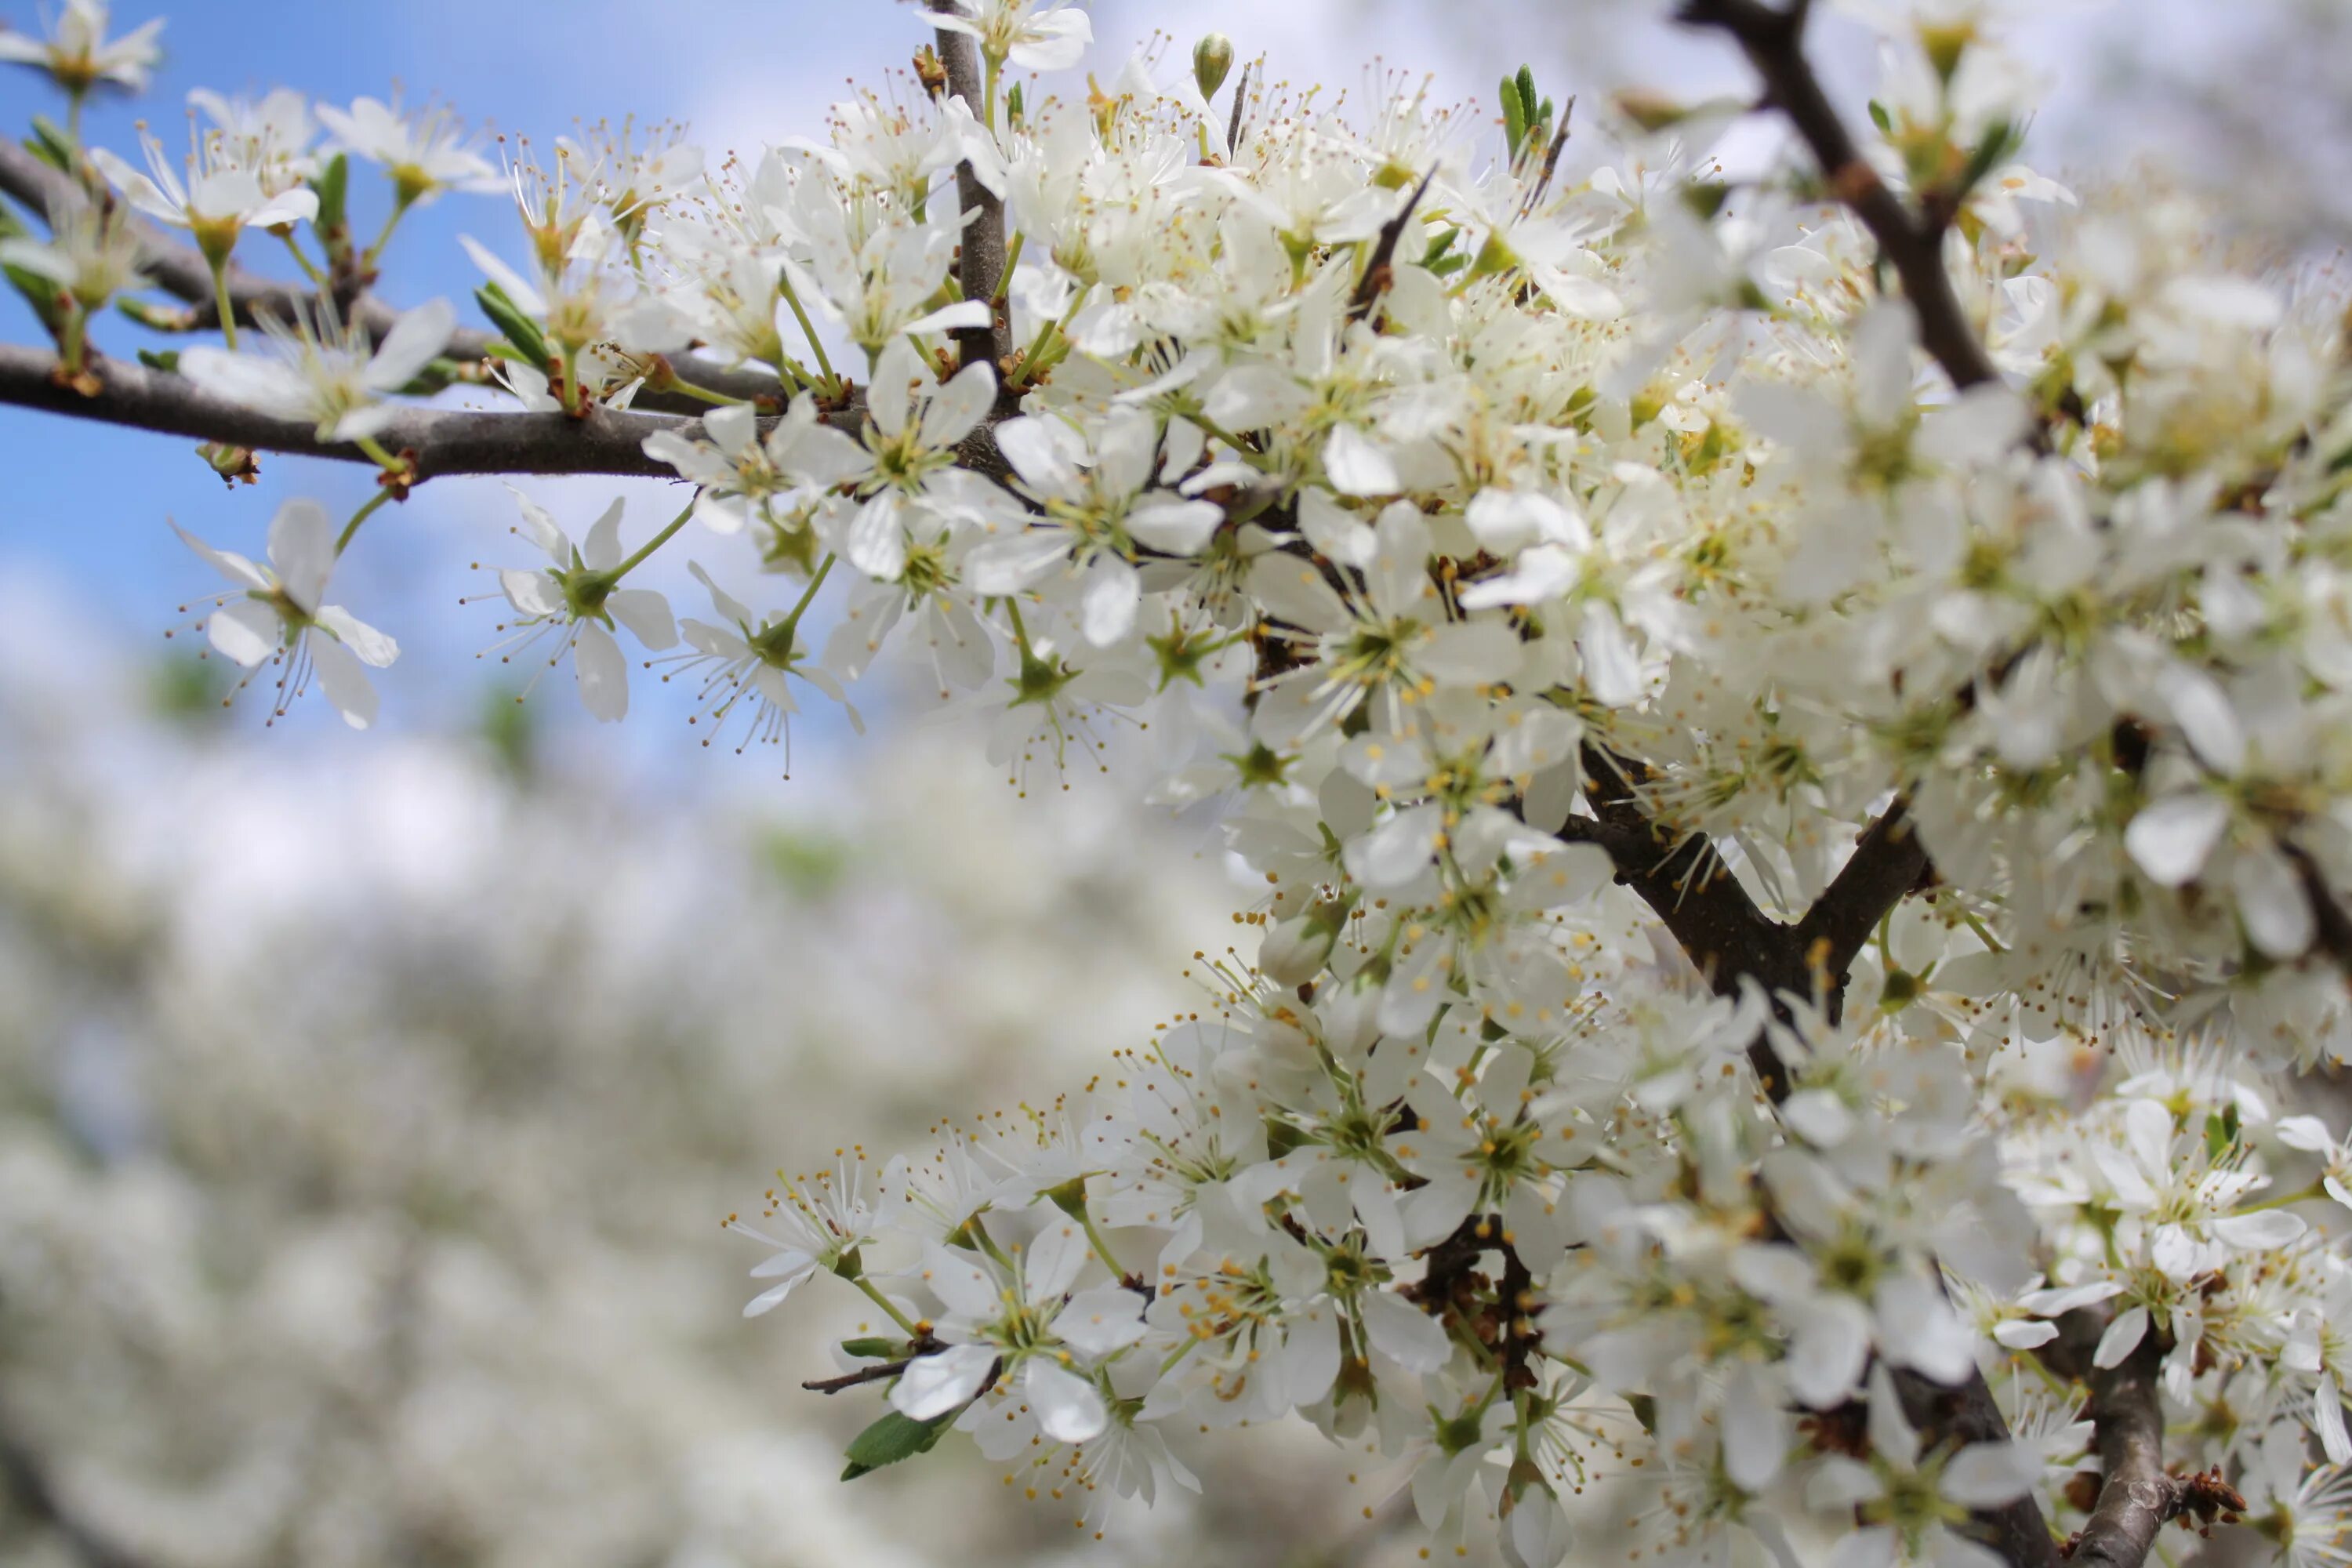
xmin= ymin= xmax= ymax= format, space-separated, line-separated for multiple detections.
xmin=312 ymin=152 xmax=350 ymax=235
xmin=27 ymin=118 xmax=74 ymax=174
xmin=1514 ymin=67 xmax=1539 ymax=128
xmin=1499 ymin=77 xmax=1527 ymax=158
xmin=838 ymin=1337 xmax=902 ymax=1361
xmin=2 ymin=261 xmax=64 ymax=335
xmin=1951 ymin=120 xmax=2020 ymax=204
xmin=1867 ymin=99 xmax=1893 ymax=135
xmin=138 ymin=347 xmax=182 ymax=372
xmin=474 ymin=281 xmax=547 ymax=367
xmin=840 ymin=1408 xmax=956 ymax=1480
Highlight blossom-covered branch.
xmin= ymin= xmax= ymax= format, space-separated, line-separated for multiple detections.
xmin=3 ymin=2 xmax=2350 ymax=1566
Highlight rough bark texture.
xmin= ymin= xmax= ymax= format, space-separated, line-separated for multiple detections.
xmin=926 ymin=3 xmax=1014 ymax=373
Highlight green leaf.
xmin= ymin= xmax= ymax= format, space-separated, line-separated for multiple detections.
xmin=1867 ymin=98 xmax=1893 ymax=135
xmin=474 ymin=281 xmax=548 ymax=368
xmin=1499 ymin=77 xmax=1527 ymax=158
xmin=312 ymin=153 xmax=349 ymax=235
xmin=138 ymin=347 xmax=182 ymax=372
xmin=1 ymin=261 xmax=64 ymax=336
xmin=1951 ymin=120 xmax=2020 ymax=204
xmin=1514 ymin=67 xmax=1539 ymax=128
xmin=27 ymin=118 xmax=74 ymax=175
xmin=840 ymin=1408 xmax=956 ymax=1480
xmin=838 ymin=1337 xmax=902 ymax=1361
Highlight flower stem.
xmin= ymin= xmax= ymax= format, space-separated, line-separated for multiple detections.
xmin=353 ymin=433 xmax=406 ymax=473
xmin=336 ymin=488 xmax=394 ymax=555
xmin=777 ymin=274 xmax=840 ymax=401
xmin=851 ymin=1274 xmax=923 ymax=1338
xmin=277 ymin=228 xmax=327 ymax=288
xmin=1078 ymin=1210 xmax=1127 ymax=1279
xmin=611 ymin=500 xmax=698 ymax=580
xmin=210 ymin=261 xmax=238 ymax=349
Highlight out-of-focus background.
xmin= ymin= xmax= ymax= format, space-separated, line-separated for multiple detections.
xmin=0 ymin=1 xmax=2343 ymax=1563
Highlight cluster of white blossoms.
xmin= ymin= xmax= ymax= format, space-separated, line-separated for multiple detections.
xmin=7 ymin=0 xmax=2352 ymax=1565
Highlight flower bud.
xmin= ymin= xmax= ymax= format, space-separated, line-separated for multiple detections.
xmin=1193 ymin=33 xmax=1235 ymax=101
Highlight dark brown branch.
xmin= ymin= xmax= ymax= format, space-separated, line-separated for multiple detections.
xmin=2071 ymin=1332 xmax=2175 ymax=1568
xmin=1791 ymin=797 xmax=1931 ymax=998
xmin=0 ymin=343 xmax=1030 ymax=490
xmin=2 ymin=343 xmax=699 ymax=477
xmin=1348 ymin=168 xmax=1435 ymax=324
xmin=1674 ymin=0 xmax=2001 ymax=391
xmin=925 ymin=5 xmax=1013 ymax=374
xmin=2282 ymin=842 xmax=2352 ymax=977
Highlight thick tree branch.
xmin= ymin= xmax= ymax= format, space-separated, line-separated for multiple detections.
xmin=1791 ymin=797 xmax=1931 ymax=991
xmin=925 ymin=6 xmax=1014 ymax=374
xmin=0 ymin=343 xmax=1028 ymax=489
xmin=1674 ymin=0 xmax=2001 ymax=391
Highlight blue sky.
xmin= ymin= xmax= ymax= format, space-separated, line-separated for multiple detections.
xmin=0 ymin=0 xmax=2209 ymax=773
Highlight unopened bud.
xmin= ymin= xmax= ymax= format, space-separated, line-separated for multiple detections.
xmin=1193 ymin=33 xmax=1235 ymax=100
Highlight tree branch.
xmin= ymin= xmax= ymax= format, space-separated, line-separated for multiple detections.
xmin=0 ymin=343 xmax=1030 ymax=491
xmin=1674 ymin=0 xmax=2001 ymax=391
xmin=1791 ymin=797 xmax=1931 ymax=995
xmin=925 ymin=5 xmax=1014 ymax=374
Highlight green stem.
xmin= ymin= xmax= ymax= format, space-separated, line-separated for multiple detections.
xmin=277 ymin=227 xmax=326 ymax=288
xmin=1007 ymin=285 xmax=1090 ymax=390
xmin=657 ymin=376 xmax=753 ymax=408
xmin=611 ymin=500 xmax=698 ymax=580
xmin=57 ymin=302 xmax=86 ymax=375
xmin=991 ymin=230 xmax=1025 ymax=306
xmin=335 ymin=488 xmax=394 ymax=555
xmin=362 ymin=191 xmax=414 ymax=268
xmin=210 ymin=260 xmax=238 ymax=349
xmin=777 ymin=273 xmax=839 ymax=399
xmin=1077 ymin=1211 xmax=1127 ymax=1279
xmin=2232 ymin=1181 xmax=2326 ymax=1215
xmin=851 ymin=1274 xmax=923 ymax=1338
xmin=982 ymin=56 xmax=1000 ymax=134
xmin=776 ymin=553 xmax=837 ymax=635
xmin=353 ymin=433 xmax=406 ymax=473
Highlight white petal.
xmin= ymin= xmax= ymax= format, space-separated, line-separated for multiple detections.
xmin=921 ymin=360 xmax=996 ymax=449
xmin=846 ymin=492 xmax=909 ymax=582
xmin=267 ymin=498 xmax=336 ymax=613
xmin=1125 ymin=499 xmax=1224 ymax=556
xmin=499 ymin=569 xmax=566 ymax=619
xmin=2092 ymin=1305 xmax=2149 ymax=1370
xmin=2211 ymin=1208 xmax=2307 ymax=1251
xmin=573 ymin=621 xmax=629 ymax=721
xmin=172 ymin=521 xmax=270 ymax=591
xmin=1360 ymin=1288 xmax=1450 ymax=1373
xmin=1939 ymin=1442 xmax=2038 ymax=1508
xmin=1080 ymin=554 xmax=1141 ymax=646
xmin=1323 ymin=424 xmax=1399 ymax=496
xmin=581 ymin=497 xmax=627 ymax=572
xmin=901 ymin=298 xmax=991 ymax=339
xmin=205 ymin=596 xmax=281 ymax=667
xmin=607 ymin=588 xmax=677 ymax=652
xmin=1025 ymin=1217 xmax=1092 ymax=1302
xmin=2234 ymin=844 xmax=2315 ymax=960
xmin=366 ymin=297 xmax=457 ymax=389
xmin=1051 ymin=1286 xmax=1146 ymax=1358
xmin=2125 ymin=794 xmax=2230 ymax=887
xmin=890 ymin=1344 xmax=996 ymax=1421
xmin=307 ymin=633 xmax=379 ymax=729
xmin=1023 ymin=1358 xmax=1108 ymax=1444
xmin=314 ymin=604 xmax=398 ymax=668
